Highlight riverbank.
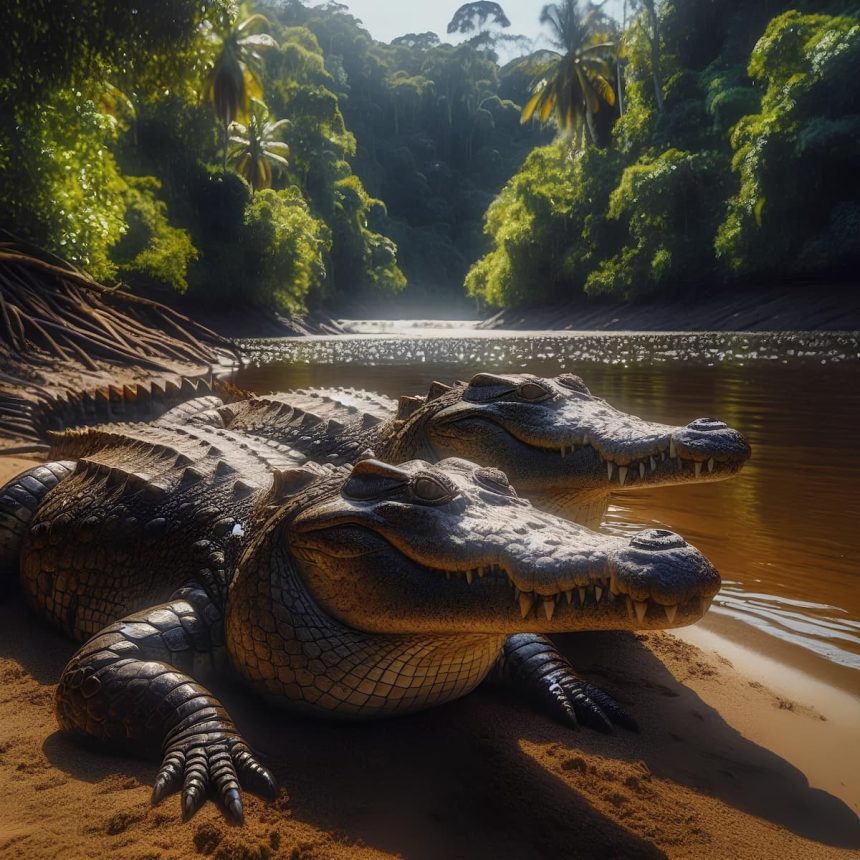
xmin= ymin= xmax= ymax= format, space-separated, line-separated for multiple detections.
xmin=479 ymin=282 xmax=860 ymax=332
xmin=1 ymin=456 xmax=857 ymax=860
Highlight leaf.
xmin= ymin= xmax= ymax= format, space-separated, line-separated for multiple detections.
xmin=238 ymin=34 xmax=279 ymax=51
xmin=520 ymin=89 xmax=543 ymax=123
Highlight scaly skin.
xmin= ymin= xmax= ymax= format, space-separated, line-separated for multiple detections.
xmin=217 ymin=372 xmax=751 ymax=527
xmin=0 ymin=426 xmax=720 ymax=822
xmin=0 ymin=375 xmax=217 ymax=445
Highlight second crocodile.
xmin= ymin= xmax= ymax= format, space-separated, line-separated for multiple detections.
xmin=210 ymin=372 xmax=751 ymax=525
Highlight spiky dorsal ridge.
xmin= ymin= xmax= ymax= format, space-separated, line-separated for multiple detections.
xmin=227 ymin=388 xmax=397 ymax=432
xmin=48 ymin=425 xmax=190 ymax=465
xmin=72 ymin=454 xmax=172 ymax=499
xmin=427 ymin=381 xmax=453 ymax=401
xmin=30 ymin=375 xmax=214 ymax=438
xmin=49 ymin=422 xmax=304 ymax=486
xmin=266 ymin=460 xmax=345 ymax=504
xmin=396 ymin=395 xmax=425 ymax=420
xmin=155 ymin=395 xmax=225 ymax=427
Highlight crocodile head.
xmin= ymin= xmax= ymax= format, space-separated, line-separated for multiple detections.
xmin=281 ymin=457 xmax=720 ymax=635
xmin=415 ymin=373 xmax=750 ymax=500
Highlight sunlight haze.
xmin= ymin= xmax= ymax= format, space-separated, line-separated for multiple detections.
xmin=334 ymin=0 xmax=625 ymax=50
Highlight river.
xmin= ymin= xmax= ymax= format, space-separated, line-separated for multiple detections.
xmin=231 ymin=324 xmax=860 ymax=695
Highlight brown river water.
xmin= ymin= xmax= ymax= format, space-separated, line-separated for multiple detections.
xmin=232 ymin=324 xmax=860 ymax=694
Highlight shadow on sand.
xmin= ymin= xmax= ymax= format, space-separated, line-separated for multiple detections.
xmin=3 ymin=600 xmax=858 ymax=859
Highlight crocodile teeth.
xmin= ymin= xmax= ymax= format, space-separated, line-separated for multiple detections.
xmin=669 ymin=439 xmax=677 ymax=459
xmin=650 ymin=456 xmax=657 ymax=471
xmin=609 ymin=574 xmax=620 ymax=596
xmin=543 ymin=599 xmax=555 ymax=621
xmin=618 ymin=466 xmax=628 ymax=487
xmin=625 ymin=596 xmax=634 ymax=619
xmin=465 ymin=570 xmax=473 ymax=585
xmin=708 ymin=458 xmax=715 ymax=473
xmin=639 ymin=462 xmax=645 ymax=480
xmin=694 ymin=461 xmax=702 ymax=479
xmin=664 ymin=604 xmax=677 ymax=624
xmin=607 ymin=461 xmax=615 ymax=481
xmin=519 ymin=592 xmax=535 ymax=619
xmin=700 ymin=596 xmax=714 ymax=615
xmin=595 ymin=586 xmax=603 ymax=603
xmin=564 ymin=590 xmax=573 ymax=604
xmin=477 ymin=567 xmax=485 ymax=578
xmin=513 ymin=587 xmax=520 ymax=604
xmin=578 ymin=587 xmax=587 ymax=606
xmin=634 ymin=600 xmax=648 ymax=623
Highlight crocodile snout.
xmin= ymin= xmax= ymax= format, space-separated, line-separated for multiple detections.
xmin=628 ymin=528 xmax=686 ymax=551
xmin=671 ymin=417 xmax=750 ymax=464
xmin=613 ymin=528 xmax=721 ymax=610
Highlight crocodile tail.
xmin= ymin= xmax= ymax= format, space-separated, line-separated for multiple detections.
xmin=0 ymin=461 xmax=75 ymax=592
xmin=31 ymin=376 xmax=214 ymax=437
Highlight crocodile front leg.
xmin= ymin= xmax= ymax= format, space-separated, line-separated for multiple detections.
xmin=489 ymin=634 xmax=638 ymax=733
xmin=55 ymin=587 xmax=276 ymax=822
xmin=0 ymin=461 xmax=75 ymax=588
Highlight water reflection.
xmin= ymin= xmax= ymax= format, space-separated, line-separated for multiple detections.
xmin=233 ymin=329 xmax=860 ymax=682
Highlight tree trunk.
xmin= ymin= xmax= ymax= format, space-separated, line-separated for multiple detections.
xmin=617 ymin=0 xmax=627 ymax=116
xmin=645 ymin=0 xmax=664 ymax=112
xmin=222 ymin=120 xmax=229 ymax=174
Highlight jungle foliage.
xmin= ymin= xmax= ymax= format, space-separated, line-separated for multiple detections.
xmin=1 ymin=1 xmax=857 ymax=314
xmin=0 ymin=0 xmax=545 ymax=313
xmin=468 ymin=1 xmax=860 ymax=307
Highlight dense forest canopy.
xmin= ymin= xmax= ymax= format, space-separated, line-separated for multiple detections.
xmin=0 ymin=0 xmax=857 ymax=316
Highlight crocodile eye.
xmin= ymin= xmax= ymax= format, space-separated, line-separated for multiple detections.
xmin=413 ymin=475 xmax=455 ymax=504
xmin=557 ymin=374 xmax=590 ymax=395
xmin=517 ymin=381 xmax=551 ymax=402
xmin=474 ymin=467 xmax=517 ymax=497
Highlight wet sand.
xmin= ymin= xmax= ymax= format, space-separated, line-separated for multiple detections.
xmin=1 ymin=454 xmax=858 ymax=859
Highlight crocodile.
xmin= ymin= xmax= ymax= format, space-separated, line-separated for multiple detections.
xmin=0 ymin=373 xmax=217 ymax=449
xmin=0 ymin=422 xmax=720 ymax=822
xmin=208 ymin=372 xmax=751 ymax=527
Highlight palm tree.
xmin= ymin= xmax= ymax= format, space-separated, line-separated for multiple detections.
xmin=203 ymin=12 xmax=278 ymax=171
xmin=521 ymin=1 xmax=616 ymax=146
xmin=228 ymin=100 xmax=290 ymax=192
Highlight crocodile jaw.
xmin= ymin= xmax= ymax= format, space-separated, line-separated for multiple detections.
xmin=290 ymin=514 xmax=720 ymax=636
xmin=427 ymin=394 xmax=749 ymax=494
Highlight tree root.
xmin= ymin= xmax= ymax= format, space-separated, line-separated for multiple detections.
xmin=0 ymin=241 xmax=241 ymax=446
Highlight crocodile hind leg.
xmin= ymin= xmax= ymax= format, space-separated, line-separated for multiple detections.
xmin=56 ymin=585 xmax=277 ymax=822
xmin=488 ymin=634 xmax=638 ymax=733
xmin=0 ymin=461 xmax=75 ymax=593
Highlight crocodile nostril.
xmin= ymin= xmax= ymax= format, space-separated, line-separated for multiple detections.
xmin=629 ymin=529 xmax=687 ymax=551
xmin=686 ymin=418 xmax=729 ymax=432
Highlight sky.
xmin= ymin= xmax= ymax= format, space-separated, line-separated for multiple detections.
xmin=324 ymin=0 xmax=625 ymax=52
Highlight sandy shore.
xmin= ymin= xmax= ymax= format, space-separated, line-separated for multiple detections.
xmin=1 ymin=454 xmax=858 ymax=860
xmin=479 ymin=283 xmax=860 ymax=332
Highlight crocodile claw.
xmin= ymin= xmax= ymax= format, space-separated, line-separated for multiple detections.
xmin=153 ymin=733 xmax=277 ymax=822
xmin=544 ymin=674 xmax=639 ymax=734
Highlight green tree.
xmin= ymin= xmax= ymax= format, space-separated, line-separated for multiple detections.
xmin=203 ymin=11 xmax=278 ymax=171
xmin=0 ymin=0 xmax=229 ymax=281
xmin=521 ymin=1 xmax=617 ymax=145
xmin=228 ymin=100 xmax=291 ymax=192
xmin=716 ymin=11 xmax=860 ymax=277
xmin=447 ymin=2 xmax=512 ymax=36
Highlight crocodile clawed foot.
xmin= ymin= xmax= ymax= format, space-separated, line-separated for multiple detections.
xmin=153 ymin=732 xmax=278 ymax=823
xmin=542 ymin=670 xmax=639 ymax=734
